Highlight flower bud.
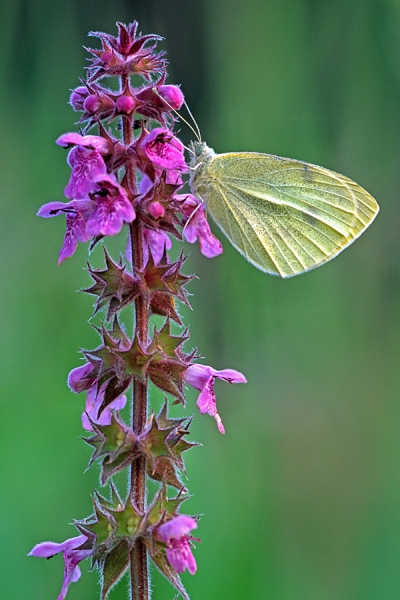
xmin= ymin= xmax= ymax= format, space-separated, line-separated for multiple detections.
xmin=158 ymin=85 xmax=184 ymax=110
xmin=116 ymin=95 xmax=135 ymax=114
xmin=84 ymin=94 xmax=101 ymax=114
xmin=101 ymin=51 xmax=114 ymax=65
xmin=70 ymin=86 xmax=89 ymax=111
xmin=148 ymin=201 xmax=165 ymax=219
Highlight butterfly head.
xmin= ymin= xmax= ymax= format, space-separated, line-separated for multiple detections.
xmin=189 ymin=141 xmax=215 ymax=168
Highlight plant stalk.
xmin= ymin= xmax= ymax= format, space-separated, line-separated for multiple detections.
xmin=125 ymin=100 xmax=149 ymax=599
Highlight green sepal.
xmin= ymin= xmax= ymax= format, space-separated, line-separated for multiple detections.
xmin=83 ymin=317 xmax=131 ymax=391
xmin=147 ymin=456 xmax=185 ymax=490
xmin=146 ymin=484 xmax=189 ymax=527
xmin=83 ymin=248 xmax=143 ymax=321
xmin=94 ymin=482 xmax=123 ymax=511
xmin=141 ymin=402 xmax=199 ymax=488
xmin=115 ymin=334 xmax=154 ymax=381
xmin=147 ymin=356 xmax=186 ymax=401
xmin=142 ymin=413 xmax=176 ymax=462
xmin=76 ymin=498 xmax=116 ymax=564
xmin=83 ymin=412 xmax=137 ymax=469
xmin=100 ymin=539 xmax=130 ymax=600
xmin=143 ymin=251 xmax=194 ymax=320
xmin=142 ymin=252 xmax=175 ymax=294
xmin=84 ymin=324 xmax=122 ymax=382
xmin=107 ymin=497 xmax=144 ymax=539
xmin=108 ymin=316 xmax=131 ymax=348
xmin=145 ymin=542 xmax=189 ymax=600
xmin=148 ymin=319 xmax=189 ymax=359
xmin=101 ymin=448 xmax=141 ymax=486
xmin=77 ymin=492 xmax=145 ymax=568
xmin=160 ymin=251 xmax=194 ymax=306
xmin=150 ymin=291 xmax=182 ymax=325
xmin=100 ymin=375 xmax=131 ymax=414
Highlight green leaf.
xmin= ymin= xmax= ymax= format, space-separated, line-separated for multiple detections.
xmin=101 ymin=539 xmax=130 ymax=600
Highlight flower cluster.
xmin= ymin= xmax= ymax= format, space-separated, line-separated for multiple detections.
xmin=31 ymin=22 xmax=246 ymax=600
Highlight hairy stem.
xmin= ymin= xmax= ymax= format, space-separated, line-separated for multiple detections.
xmin=125 ymin=102 xmax=149 ymax=599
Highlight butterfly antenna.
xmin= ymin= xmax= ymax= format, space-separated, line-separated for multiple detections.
xmin=183 ymin=99 xmax=202 ymax=143
xmin=182 ymin=199 xmax=203 ymax=237
xmin=152 ymin=87 xmax=201 ymax=143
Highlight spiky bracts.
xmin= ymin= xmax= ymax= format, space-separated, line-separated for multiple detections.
xmin=31 ymin=21 xmax=245 ymax=600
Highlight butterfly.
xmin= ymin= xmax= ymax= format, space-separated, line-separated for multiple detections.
xmin=189 ymin=142 xmax=379 ymax=278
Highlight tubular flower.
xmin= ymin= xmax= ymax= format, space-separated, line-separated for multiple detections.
xmin=81 ymin=383 xmax=127 ymax=431
xmin=86 ymin=174 xmax=135 ymax=237
xmin=28 ymin=535 xmax=92 ymax=600
xmin=143 ymin=228 xmax=172 ymax=265
xmin=37 ymin=200 xmax=92 ymax=264
xmin=137 ymin=128 xmax=188 ymax=172
xmin=64 ymin=146 xmax=107 ymax=200
xmin=180 ymin=195 xmax=223 ymax=258
xmin=183 ymin=364 xmax=247 ymax=434
xmin=56 ymin=133 xmax=112 ymax=155
xmin=155 ymin=515 xmax=198 ymax=575
xmin=67 ymin=362 xmax=96 ymax=394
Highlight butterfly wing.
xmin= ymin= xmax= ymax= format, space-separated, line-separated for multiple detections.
xmin=198 ymin=152 xmax=379 ymax=277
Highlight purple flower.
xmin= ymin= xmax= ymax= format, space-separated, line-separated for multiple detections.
xmin=81 ymin=383 xmax=127 ymax=431
xmin=183 ymin=364 xmax=247 ymax=434
xmin=86 ymin=174 xmax=135 ymax=237
xmin=37 ymin=200 xmax=92 ymax=264
xmin=69 ymin=86 xmax=89 ymax=111
xmin=155 ymin=515 xmax=198 ymax=575
xmin=143 ymin=228 xmax=172 ymax=265
xmin=64 ymin=146 xmax=107 ymax=200
xmin=56 ymin=133 xmax=111 ymax=155
xmin=179 ymin=195 xmax=223 ymax=258
xmin=68 ymin=362 xmax=96 ymax=394
xmin=137 ymin=128 xmax=187 ymax=172
xmin=157 ymin=85 xmax=184 ymax=110
xmin=28 ymin=535 xmax=91 ymax=600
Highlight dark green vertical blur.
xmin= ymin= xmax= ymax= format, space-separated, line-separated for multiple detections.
xmin=1 ymin=0 xmax=400 ymax=598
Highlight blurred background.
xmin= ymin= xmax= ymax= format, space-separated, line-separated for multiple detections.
xmin=1 ymin=0 xmax=400 ymax=598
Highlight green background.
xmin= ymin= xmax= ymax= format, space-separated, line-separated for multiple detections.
xmin=2 ymin=0 xmax=400 ymax=598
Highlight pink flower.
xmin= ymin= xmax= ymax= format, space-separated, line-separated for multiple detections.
xmin=64 ymin=146 xmax=107 ymax=200
xmin=68 ymin=363 xmax=96 ymax=394
xmin=86 ymin=174 xmax=135 ymax=237
xmin=81 ymin=383 xmax=127 ymax=431
xmin=56 ymin=133 xmax=111 ymax=155
xmin=37 ymin=200 xmax=92 ymax=264
xmin=179 ymin=195 xmax=223 ymax=258
xmin=137 ymin=128 xmax=187 ymax=172
xmin=183 ymin=364 xmax=247 ymax=434
xmin=69 ymin=86 xmax=89 ymax=111
xmin=157 ymin=85 xmax=184 ymax=110
xmin=68 ymin=364 xmax=127 ymax=431
xmin=143 ymin=228 xmax=172 ymax=265
xmin=28 ymin=535 xmax=91 ymax=600
xmin=155 ymin=515 xmax=198 ymax=575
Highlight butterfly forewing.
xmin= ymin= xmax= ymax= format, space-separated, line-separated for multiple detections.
xmin=193 ymin=150 xmax=379 ymax=277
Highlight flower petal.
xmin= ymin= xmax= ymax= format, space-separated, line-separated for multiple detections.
xmin=156 ymin=516 xmax=197 ymax=541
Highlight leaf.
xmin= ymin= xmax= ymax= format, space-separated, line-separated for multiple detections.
xmin=101 ymin=539 xmax=130 ymax=600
